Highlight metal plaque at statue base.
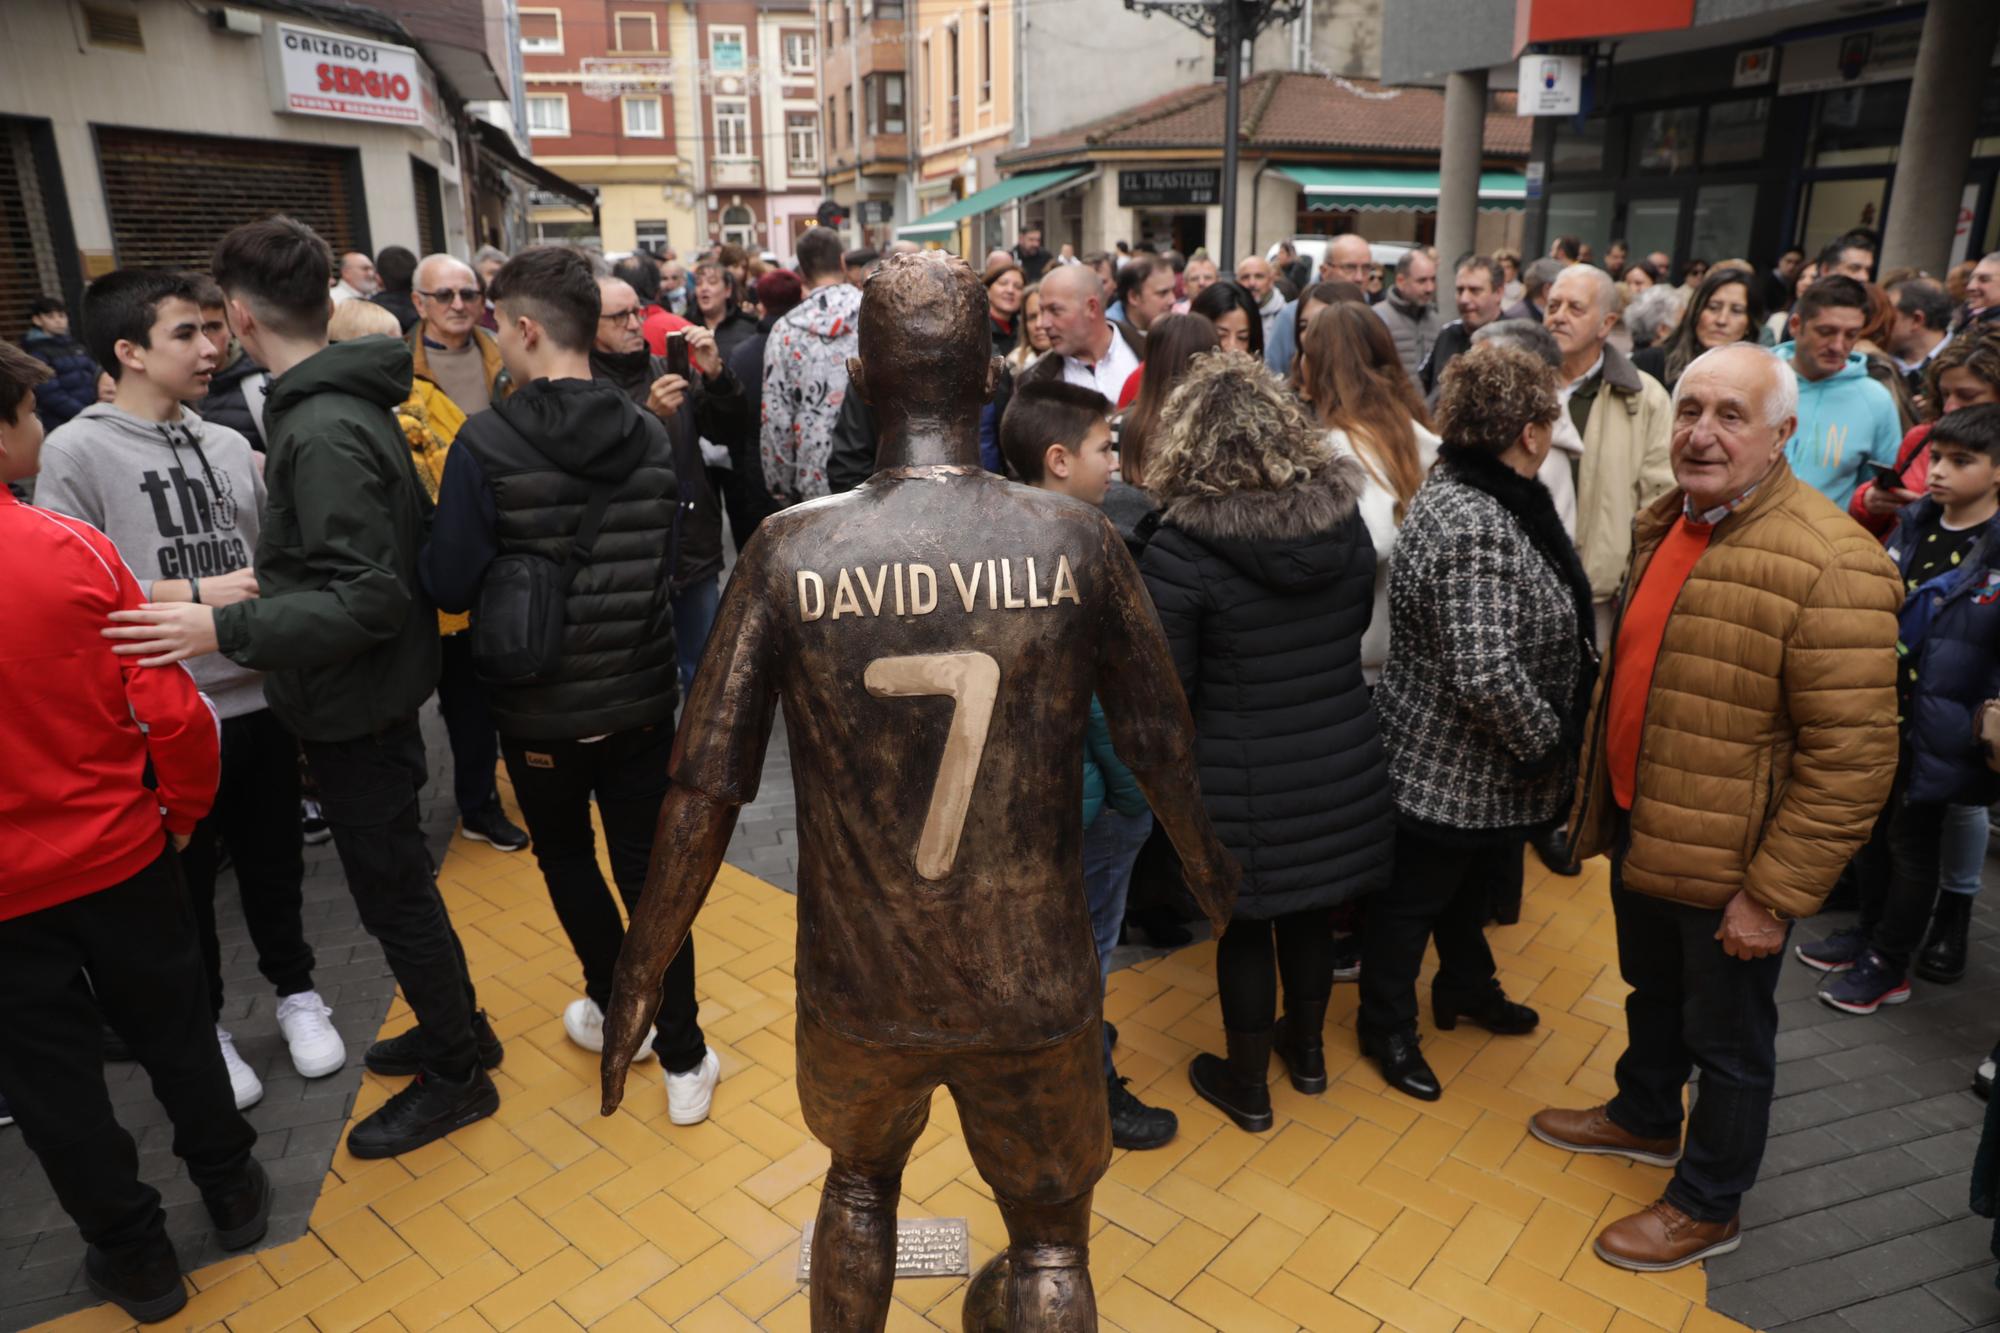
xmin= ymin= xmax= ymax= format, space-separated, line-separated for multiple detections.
xmin=796 ymin=1219 xmax=970 ymax=1281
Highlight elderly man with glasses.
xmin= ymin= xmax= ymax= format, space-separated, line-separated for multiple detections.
xmin=407 ymin=252 xmax=527 ymax=853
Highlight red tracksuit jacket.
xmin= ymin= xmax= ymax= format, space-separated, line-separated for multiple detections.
xmin=0 ymin=491 xmax=220 ymax=921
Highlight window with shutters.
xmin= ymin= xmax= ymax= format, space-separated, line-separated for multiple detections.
xmin=920 ymin=40 xmax=931 ymax=128
xmin=946 ymin=25 xmax=960 ymax=138
xmin=95 ymin=128 xmax=363 ymax=271
xmin=623 ymin=96 xmax=663 ymax=138
xmin=615 ymin=13 xmax=657 ymax=52
xmin=0 ymin=118 xmax=67 ymax=348
xmin=977 ymin=6 xmax=992 ymax=105
xmin=526 ymin=95 xmax=570 ymax=137
xmin=410 ymin=157 xmax=446 ymax=256
xmin=519 ymin=10 xmax=561 ymax=52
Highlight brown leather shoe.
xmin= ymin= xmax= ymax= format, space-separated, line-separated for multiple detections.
xmin=1529 ymin=1104 xmax=1681 ymax=1167
xmin=1593 ymin=1199 xmax=1740 ymax=1271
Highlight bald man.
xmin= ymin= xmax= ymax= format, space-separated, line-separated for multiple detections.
xmin=1234 ymin=254 xmax=1284 ymax=345
xmin=331 ymin=252 xmax=379 ymax=305
xmin=1020 ymin=264 xmax=1144 ymax=400
xmin=1264 ymin=235 xmax=1375 ymax=373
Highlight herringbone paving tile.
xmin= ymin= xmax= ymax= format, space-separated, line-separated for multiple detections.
xmin=26 ymin=800 xmax=1765 ymax=1333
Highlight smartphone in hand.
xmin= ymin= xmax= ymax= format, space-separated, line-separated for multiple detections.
xmin=665 ymin=330 xmax=691 ymax=379
xmin=1867 ymin=461 xmax=1905 ymax=489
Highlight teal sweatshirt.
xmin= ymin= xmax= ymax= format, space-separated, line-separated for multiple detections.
xmin=1774 ymin=344 xmax=1903 ymax=511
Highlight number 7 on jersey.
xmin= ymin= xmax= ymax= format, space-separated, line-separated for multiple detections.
xmin=863 ymin=652 xmax=1001 ymax=880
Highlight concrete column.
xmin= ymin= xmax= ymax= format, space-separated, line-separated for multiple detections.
xmin=1435 ymin=68 xmax=1488 ymax=272
xmin=1882 ymin=0 xmax=2000 ymax=275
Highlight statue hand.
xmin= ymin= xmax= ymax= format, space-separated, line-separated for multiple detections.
xmin=599 ymin=967 xmax=663 ymax=1115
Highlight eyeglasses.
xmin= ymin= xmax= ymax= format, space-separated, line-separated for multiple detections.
xmin=420 ymin=288 xmax=482 ymax=307
xmin=599 ymin=308 xmax=645 ymax=325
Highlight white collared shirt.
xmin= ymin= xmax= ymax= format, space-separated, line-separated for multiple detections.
xmin=1060 ymin=325 xmax=1141 ymax=402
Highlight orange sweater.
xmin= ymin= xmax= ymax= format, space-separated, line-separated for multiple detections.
xmin=1608 ymin=516 xmax=1714 ymax=809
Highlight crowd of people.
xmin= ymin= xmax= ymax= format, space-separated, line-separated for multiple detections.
xmin=6 ymin=208 xmax=2000 ymax=1321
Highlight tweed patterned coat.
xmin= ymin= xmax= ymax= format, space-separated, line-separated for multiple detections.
xmin=1377 ymin=445 xmax=1598 ymax=835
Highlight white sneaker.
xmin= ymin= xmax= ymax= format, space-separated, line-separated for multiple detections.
xmin=217 ymin=1027 xmax=263 ymax=1110
xmin=275 ymin=991 xmax=347 ymax=1079
xmin=562 ymin=998 xmax=655 ymax=1062
xmin=665 ymin=1048 xmax=721 ymax=1125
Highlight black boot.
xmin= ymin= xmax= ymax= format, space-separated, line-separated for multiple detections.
xmin=1272 ymin=997 xmax=1330 ymax=1094
xmin=364 ymin=1010 xmax=505 ymax=1077
xmin=1188 ymin=1029 xmax=1274 ymax=1133
xmin=347 ymin=1066 xmax=500 ymax=1159
xmin=1362 ymin=1028 xmax=1441 ymax=1102
xmin=84 ymin=1237 xmax=186 ymax=1324
xmin=1916 ymin=892 xmax=1971 ymax=984
xmin=1433 ymin=983 xmax=1539 ymax=1036
xmin=1108 ymin=1073 xmax=1179 ymax=1150
xmin=203 ymin=1159 xmax=273 ymax=1251
xmin=1529 ymin=826 xmax=1581 ymax=877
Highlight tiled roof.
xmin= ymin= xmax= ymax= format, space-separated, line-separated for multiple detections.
xmin=999 ymin=70 xmax=1531 ymax=166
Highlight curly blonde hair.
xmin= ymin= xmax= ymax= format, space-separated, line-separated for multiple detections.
xmin=1145 ymin=350 xmax=1335 ymax=502
xmin=1435 ymin=342 xmax=1560 ymax=456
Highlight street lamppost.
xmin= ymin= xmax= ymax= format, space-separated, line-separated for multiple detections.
xmin=1123 ymin=0 xmax=1304 ymax=264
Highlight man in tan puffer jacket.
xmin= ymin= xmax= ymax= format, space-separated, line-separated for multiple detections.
xmin=1531 ymin=344 xmax=1900 ymax=1274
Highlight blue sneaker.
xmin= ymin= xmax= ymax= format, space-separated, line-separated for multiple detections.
xmin=1795 ymin=926 xmax=1868 ymax=974
xmin=1818 ymin=950 xmax=1912 ymax=1015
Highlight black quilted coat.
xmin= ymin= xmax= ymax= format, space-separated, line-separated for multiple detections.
xmin=1138 ymin=460 xmax=1394 ymax=919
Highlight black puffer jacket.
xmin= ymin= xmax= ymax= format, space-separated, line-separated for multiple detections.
xmin=1139 ymin=461 xmax=1393 ymax=918
xmin=195 ymin=350 xmax=268 ymax=451
xmin=442 ymin=379 xmax=680 ymax=740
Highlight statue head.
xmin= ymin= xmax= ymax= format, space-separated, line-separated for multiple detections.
xmin=851 ymin=251 xmax=999 ymax=434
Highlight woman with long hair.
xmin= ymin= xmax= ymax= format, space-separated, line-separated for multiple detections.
xmin=1633 ymin=265 xmax=1766 ymax=392
xmin=1766 ymin=259 xmax=1819 ymax=343
xmin=984 ymin=259 xmax=1026 ymax=358
xmin=1190 ymin=281 xmax=1265 ymax=360
xmin=691 ymin=259 xmax=760 ymax=362
xmin=1361 ymin=342 xmax=1596 ymax=1101
xmin=1140 ymin=353 xmax=1393 ymax=1133
xmin=1005 ymin=285 xmax=1051 ymax=373
xmin=1294 ymin=303 xmax=1440 ymax=683
xmin=1117 ymin=313 xmax=1220 ymax=489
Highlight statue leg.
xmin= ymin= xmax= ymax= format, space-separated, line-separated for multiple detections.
xmin=796 ymin=1012 xmax=935 ymax=1333
xmin=947 ymin=1023 xmax=1111 ymax=1333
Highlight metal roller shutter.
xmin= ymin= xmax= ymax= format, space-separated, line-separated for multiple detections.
xmin=0 ymin=119 xmax=63 ymax=342
xmin=95 ymin=127 xmax=364 ymax=271
xmin=412 ymin=157 xmax=446 ymax=256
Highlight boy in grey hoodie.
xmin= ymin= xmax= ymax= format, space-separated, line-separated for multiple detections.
xmin=36 ymin=269 xmax=346 ymax=1102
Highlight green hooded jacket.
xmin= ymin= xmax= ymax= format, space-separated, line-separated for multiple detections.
xmin=214 ymin=336 xmax=441 ymax=741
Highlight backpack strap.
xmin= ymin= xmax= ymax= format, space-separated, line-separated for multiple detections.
xmin=560 ymin=483 xmax=618 ymax=594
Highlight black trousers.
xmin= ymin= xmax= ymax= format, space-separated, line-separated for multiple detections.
xmin=301 ymin=717 xmax=481 ymax=1077
xmin=1215 ymin=907 xmax=1336 ymax=1032
xmin=1358 ymin=824 xmax=1513 ymax=1037
xmin=1607 ymin=872 xmax=1786 ymax=1222
xmin=436 ymin=631 xmax=500 ymax=819
xmin=1855 ymin=758 xmax=1946 ymax=974
xmin=178 ymin=708 xmax=314 ymax=1021
xmin=498 ymin=724 xmax=705 ymax=1073
xmin=0 ymin=851 xmax=256 ymax=1262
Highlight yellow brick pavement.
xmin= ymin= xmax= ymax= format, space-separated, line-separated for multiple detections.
xmin=31 ymin=799 xmax=1757 ymax=1333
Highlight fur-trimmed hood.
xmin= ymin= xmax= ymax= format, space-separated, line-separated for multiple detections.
xmin=1159 ymin=457 xmax=1366 ymax=591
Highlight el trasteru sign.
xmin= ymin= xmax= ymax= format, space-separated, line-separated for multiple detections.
xmin=1119 ymin=169 xmax=1221 ymax=207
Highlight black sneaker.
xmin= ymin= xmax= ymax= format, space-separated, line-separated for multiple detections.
xmin=84 ymin=1239 xmax=186 ymax=1324
xmin=1331 ymin=933 xmax=1362 ymax=983
xmin=1818 ymin=949 xmax=1912 ymax=1015
xmin=203 ymin=1159 xmax=273 ymax=1251
xmin=460 ymin=802 xmax=528 ymax=852
xmin=300 ymin=798 xmax=332 ymax=846
xmin=1795 ymin=926 xmax=1868 ymax=974
xmin=347 ymin=1066 xmax=500 ymax=1159
xmin=365 ymin=1009 xmax=505 ymax=1077
xmin=1108 ymin=1074 xmax=1178 ymax=1150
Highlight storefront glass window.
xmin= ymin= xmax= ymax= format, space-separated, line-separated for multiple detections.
xmin=1812 ymin=82 xmax=1906 ymax=164
xmin=1801 ymin=176 xmax=1886 ymax=258
xmin=1630 ymin=107 xmax=1700 ymax=176
xmin=1702 ymin=99 xmax=1770 ymax=169
xmin=1551 ymin=118 xmax=1605 ymax=177
xmin=1544 ymin=189 xmax=1614 ymax=252
xmin=1691 ymin=184 xmax=1758 ymax=266
xmin=1625 ymin=197 xmax=1682 ymax=267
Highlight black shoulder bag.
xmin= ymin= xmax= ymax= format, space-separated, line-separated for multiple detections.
xmin=472 ymin=481 xmax=617 ymax=686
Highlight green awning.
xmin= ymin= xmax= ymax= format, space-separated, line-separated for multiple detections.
xmin=897 ymin=168 xmax=1086 ymax=239
xmin=1279 ymin=166 xmax=1527 ymax=213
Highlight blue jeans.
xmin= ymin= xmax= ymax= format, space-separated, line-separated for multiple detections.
xmin=1082 ymin=808 xmax=1153 ymax=1076
xmin=1940 ymin=803 xmax=1989 ymax=898
xmin=670 ymin=574 xmax=721 ymax=698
